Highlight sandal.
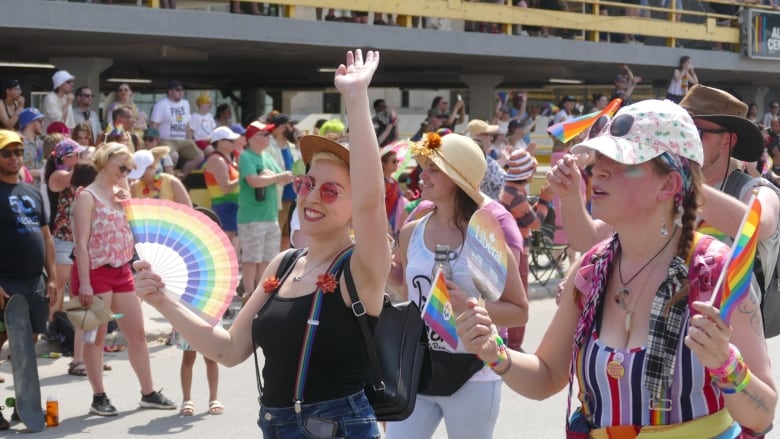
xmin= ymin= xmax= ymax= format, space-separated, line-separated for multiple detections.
xmin=68 ymin=361 xmax=87 ymax=376
xmin=208 ymin=400 xmax=224 ymax=415
xmin=180 ymin=400 xmax=195 ymax=416
xmin=103 ymin=363 xmax=112 ymax=371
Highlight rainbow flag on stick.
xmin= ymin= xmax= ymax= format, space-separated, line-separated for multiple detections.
xmin=709 ymin=191 xmax=761 ymax=324
xmin=546 ymin=98 xmax=623 ymax=143
xmin=421 ymin=269 xmax=459 ymax=349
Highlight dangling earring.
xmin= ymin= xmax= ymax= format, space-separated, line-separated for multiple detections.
xmin=661 ymin=218 xmax=669 ymax=238
xmin=674 ymin=205 xmax=684 ymax=228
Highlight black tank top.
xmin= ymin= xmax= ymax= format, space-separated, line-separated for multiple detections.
xmin=253 ymin=280 xmax=377 ymax=407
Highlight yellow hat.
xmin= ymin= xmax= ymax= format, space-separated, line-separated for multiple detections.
xmin=196 ymin=94 xmax=212 ymax=107
xmin=0 ymin=130 xmax=22 ymax=150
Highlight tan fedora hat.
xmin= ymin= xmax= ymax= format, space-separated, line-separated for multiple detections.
xmin=679 ymin=84 xmax=764 ymax=162
xmin=300 ymin=135 xmax=350 ymax=167
xmin=64 ymin=298 xmax=114 ymax=331
xmin=411 ymin=132 xmax=486 ymax=204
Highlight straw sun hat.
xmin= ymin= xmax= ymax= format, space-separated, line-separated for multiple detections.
xmin=411 ymin=132 xmax=487 ymax=204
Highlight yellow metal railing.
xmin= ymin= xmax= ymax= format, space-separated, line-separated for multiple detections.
xmin=162 ymin=0 xmax=761 ymax=48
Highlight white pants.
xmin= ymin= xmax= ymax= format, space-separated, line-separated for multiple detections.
xmin=385 ymin=380 xmax=502 ymax=439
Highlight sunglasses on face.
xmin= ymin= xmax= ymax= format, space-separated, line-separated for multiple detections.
xmin=697 ymin=127 xmax=730 ymax=137
xmin=112 ymin=161 xmax=133 ymax=175
xmin=292 ymin=175 xmax=346 ymax=203
xmin=0 ymin=148 xmax=24 ymax=159
xmin=143 ymin=137 xmax=157 ymax=142
xmin=79 ymin=94 xmax=93 ymax=98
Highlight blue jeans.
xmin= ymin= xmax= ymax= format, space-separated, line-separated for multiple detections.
xmin=257 ymin=391 xmax=380 ymax=438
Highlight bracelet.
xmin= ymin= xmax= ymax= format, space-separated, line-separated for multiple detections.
xmin=483 ymin=336 xmax=513 ymax=375
xmin=707 ymin=344 xmax=739 ymax=378
xmin=720 ymin=369 xmax=752 ymax=394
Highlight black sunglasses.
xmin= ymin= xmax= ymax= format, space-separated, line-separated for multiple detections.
xmin=143 ymin=137 xmax=157 ymax=142
xmin=697 ymin=127 xmax=730 ymax=137
xmin=0 ymin=148 xmax=24 ymax=159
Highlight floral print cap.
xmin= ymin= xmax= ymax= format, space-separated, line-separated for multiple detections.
xmin=571 ymin=99 xmax=703 ymax=166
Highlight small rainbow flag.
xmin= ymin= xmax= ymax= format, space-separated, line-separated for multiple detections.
xmin=422 ymin=269 xmax=459 ymax=349
xmin=546 ymin=98 xmax=623 ymax=143
xmin=710 ymin=192 xmax=761 ymax=324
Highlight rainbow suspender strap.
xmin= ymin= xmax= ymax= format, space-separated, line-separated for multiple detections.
xmin=293 ymin=245 xmax=355 ymax=413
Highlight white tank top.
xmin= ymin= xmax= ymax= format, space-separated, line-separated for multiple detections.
xmin=405 ymin=214 xmax=499 ymax=382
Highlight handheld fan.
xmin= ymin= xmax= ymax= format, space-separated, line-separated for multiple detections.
xmin=121 ymin=198 xmax=238 ymax=326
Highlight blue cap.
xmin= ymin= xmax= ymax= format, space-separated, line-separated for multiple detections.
xmin=229 ymin=123 xmax=246 ymax=135
xmin=19 ymin=107 xmax=44 ymax=130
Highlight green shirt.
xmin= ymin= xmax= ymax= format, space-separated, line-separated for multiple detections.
xmin=238 ymin=148 xmax=282 ymax=224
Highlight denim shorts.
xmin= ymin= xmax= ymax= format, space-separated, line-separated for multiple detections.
xmin=258 ymin=390 xmax=380 ymax=439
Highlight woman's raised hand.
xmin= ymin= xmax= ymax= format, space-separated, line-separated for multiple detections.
xmin=334 ymin=49 xmax=380 ymax=97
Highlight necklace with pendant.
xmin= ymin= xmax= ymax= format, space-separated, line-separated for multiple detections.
xmin=614 ymin=226 xmax=677 ymax=331
xmin=292 ymin=245 xmax=350 ymax=282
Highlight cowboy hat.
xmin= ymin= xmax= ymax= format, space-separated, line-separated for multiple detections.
xmin=679 ymin=84 xmax=764 ymax=162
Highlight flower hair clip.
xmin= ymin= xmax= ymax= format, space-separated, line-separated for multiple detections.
xmin=262 ymin=276 xmax=281 ymax=294
xmin=411 ymin=132 xmax=442 ymax=159
xmin=316 ymin=273 xmax=338 ymax=294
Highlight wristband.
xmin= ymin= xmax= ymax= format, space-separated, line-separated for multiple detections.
xmin=707 ymin=344 xmax=739 ymax=377
xmin=720 ymin=369 xmax=752 ymax=394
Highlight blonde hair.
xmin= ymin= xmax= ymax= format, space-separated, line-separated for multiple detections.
xmin=311 ymin=151 xmax=347 ymax=169
xmin=92 ymin=142 xmax=132 ymax=172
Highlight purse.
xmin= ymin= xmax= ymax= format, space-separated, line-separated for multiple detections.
xmin=344 ymin=262 xmax=432 ymax=421
xmin=423 ymin=350 xmax=484 ymax=396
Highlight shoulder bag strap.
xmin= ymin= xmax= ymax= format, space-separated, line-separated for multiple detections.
xmin=252 ymin=247 xmax=305 ymax=405
xmin=344 ymin=260 xmax=385 ymax=395
xmin=292 ymin=246 xmax=354 ymax=412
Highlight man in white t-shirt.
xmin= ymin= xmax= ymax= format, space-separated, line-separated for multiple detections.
xmin=42 ymin=70 xmax=76 ymax=131
xmin=150 ymin=80 xmax=203 ymax=176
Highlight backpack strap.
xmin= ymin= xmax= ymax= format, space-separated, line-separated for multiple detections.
xmin=251 ymin=248 xmax=305 ymax=405
xmin=722 ymin=169 xmax=753 ymax=199
xmin=344 ymin=260 xmax=386 ymax=397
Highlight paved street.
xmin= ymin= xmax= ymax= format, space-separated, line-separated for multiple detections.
xmin=1 ymin=289 xmax=779 ymax=438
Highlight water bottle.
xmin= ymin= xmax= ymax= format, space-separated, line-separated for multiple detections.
xmin=433 ymin=245 xmax=454 ymax=280
xmin=83 ymin=328 xmax=97 ymax=344
xmin=45 ymin=395 xmax=58 ymax=427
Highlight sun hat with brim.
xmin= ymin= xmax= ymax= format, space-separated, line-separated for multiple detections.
xmin=64 ymin=298 xmax=114 ymax=331
xmin=679 ymin=84 xmax=764 ymax=162
xmin=571 ymin=99 xmax=703 ymax=166
xmin=411 ymin=132 xmax=486 ymax=205
xmin=300 ymin=135 xmax=350 ymax=167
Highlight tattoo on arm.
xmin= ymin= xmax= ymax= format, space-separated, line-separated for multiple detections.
xmin=737 ymin=293 xmax=762 ymax=335
xmin=741 ymin=389 xmax=771 ymax=414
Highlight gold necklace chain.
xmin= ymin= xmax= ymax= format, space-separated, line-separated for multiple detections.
xmin=292 ymin=245 xmax=350 ymax=282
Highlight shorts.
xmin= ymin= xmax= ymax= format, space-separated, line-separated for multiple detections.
xmin=258 ymin=391 xmax=380 ymax=439
xmin=0 ymin=275 xmax=49 ymax=334
xmin=71 ymin=263 xmax=134 ymax=295
xmin=162 ymin=139 xmax=203 ymax=163
xmin=54 ymin=238 xmax=74 ymax=265
xmin=278 ymin=199 xmax=294 ymax=237
xmin=238 ymin=221 xmax=281 ymax=263
xmin=212 ymin=202 xmax=238 ymax=233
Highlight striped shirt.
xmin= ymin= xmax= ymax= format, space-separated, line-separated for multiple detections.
xmin=576 ymin=321 xmax=724 ymax=428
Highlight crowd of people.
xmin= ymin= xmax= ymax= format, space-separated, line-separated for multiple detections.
xmin=0 ymin=48 xmax=778 ymax=438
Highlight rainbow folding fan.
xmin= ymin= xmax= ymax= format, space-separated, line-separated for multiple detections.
xmin=122 ymin=199 xmax=238 ymax=326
